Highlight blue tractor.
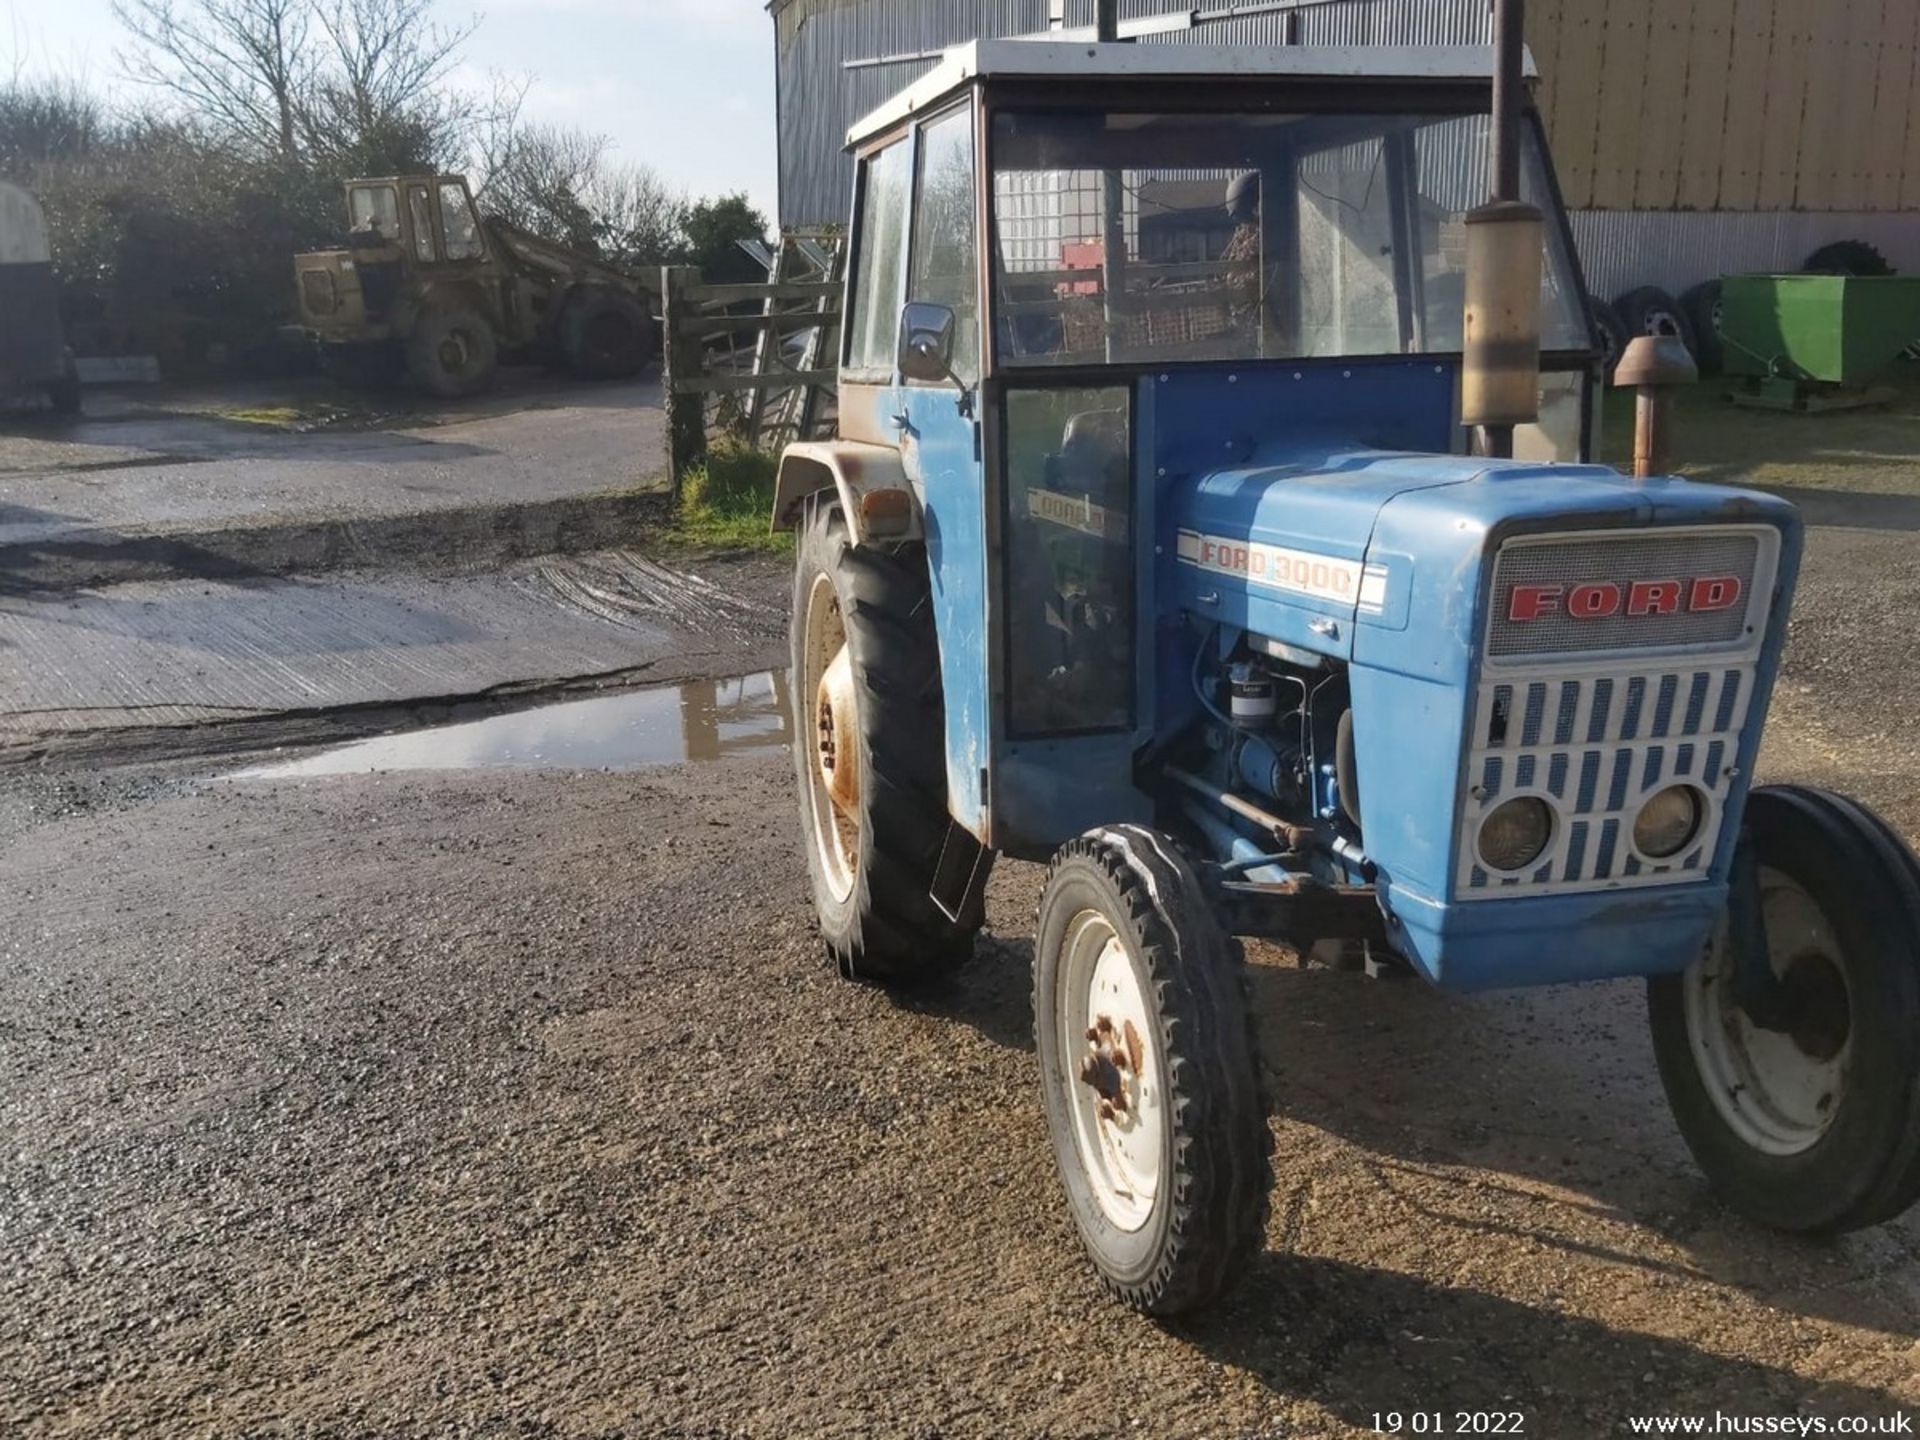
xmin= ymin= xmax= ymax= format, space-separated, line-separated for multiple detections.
xmin=771 ymin=31 xmax=1920 ymax=1315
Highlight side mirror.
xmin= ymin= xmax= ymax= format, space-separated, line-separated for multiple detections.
xmin=898 ymin=302 xmax=958 ymax=383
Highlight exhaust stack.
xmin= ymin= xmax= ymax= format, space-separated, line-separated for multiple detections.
xmin=1462 ymin=0 xmax=1543 ymax=459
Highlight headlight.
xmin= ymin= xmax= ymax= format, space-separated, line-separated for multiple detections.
xmin=1634 ymin=785 xmax=1703 ymax=860
xmin=1478 ymin=796 xmax=1553 ymax=873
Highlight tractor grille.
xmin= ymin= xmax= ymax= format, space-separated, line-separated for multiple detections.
xmin=1455 ymin=663 xmax=1758 ymax=899
xmin=1459 ymin=525 xmax=1780 ymax=900
xmin=1487 ymin=530 xmax=1763 ymax=658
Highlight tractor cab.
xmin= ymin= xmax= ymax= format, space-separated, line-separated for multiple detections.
xmin=295 ymin=175 xmax=489 ymax=339
xmin=786 ymin=41 xmax=1598 ymax=857
xmin=774 ymin=36 xmax=1920 ymax=1320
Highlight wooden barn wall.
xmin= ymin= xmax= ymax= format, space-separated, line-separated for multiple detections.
xmin=1532 ymin=0 xmax=1920 ymax=212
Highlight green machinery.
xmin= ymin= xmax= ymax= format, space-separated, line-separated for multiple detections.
xmin=1721 ymin=273 xmax=1920 ymax=412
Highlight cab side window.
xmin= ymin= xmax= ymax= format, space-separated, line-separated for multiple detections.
xmin=847 ymin=138 xmax=912 ymax=374
xmin=408 ymin=186 xmax=437 ymax=262
xmin=440 ymin=182 xmax=484 ymax=261
xmin=907 ymin=104 xmax=979 ymax=384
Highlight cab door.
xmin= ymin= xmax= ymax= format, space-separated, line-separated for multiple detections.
xmin=842 ymin=102 xmax=993 ymax=840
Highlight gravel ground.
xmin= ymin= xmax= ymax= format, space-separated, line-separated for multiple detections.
xmin=0 ymin=747 xmax=1915 ymax=1440
xmin=5 ymin=401 xmax=1920 ymax=1437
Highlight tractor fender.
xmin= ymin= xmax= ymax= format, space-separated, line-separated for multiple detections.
xmin=771 ymin=441 xmax=923 ymax=546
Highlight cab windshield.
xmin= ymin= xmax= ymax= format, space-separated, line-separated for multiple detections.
xmin=990 ymin=108 xmax=1587 ymax=367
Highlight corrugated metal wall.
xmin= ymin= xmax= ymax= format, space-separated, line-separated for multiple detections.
xmin=773 ymin=0 xmax=1920 ymax=297
xmin=773 ymin=0 xmax=1498 ymax=227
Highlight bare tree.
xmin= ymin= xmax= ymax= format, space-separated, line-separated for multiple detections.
xmin=112 ymin=0 xmax=312 ymax=159
xmin=300 ymin=0 xmax=476 ymax=168
xmin=593 ymin=162 xmax=688 ymax=268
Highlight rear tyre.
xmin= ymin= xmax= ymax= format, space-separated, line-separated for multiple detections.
xmin=45 ymin=363 xmax=81 ymax=416
xmin=407 ymin=305 xmax=497 ymax=398
xmin=1803 ymin=240 xmax=1893 ymax=277
xmin=1648 ymin=785 xmax=1920 ymax=1234
xmin=562 ymin=290 xmax=656 ymax=380
xmin=1588 ymin=296 xmax=1629 ymax=379
xmin=1035 ymin=826 xmax=1271 ymax=1316
xmin=790 ymin=494 xmax=979 ymax=984
xmin=1615 ymin=284 xmax=1699 ymax=359
xmin=1679 ymin=280 xmax=1725 ymax=373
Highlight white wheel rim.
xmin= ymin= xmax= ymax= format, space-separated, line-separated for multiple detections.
xmin=799 ymin=572 xmax=858 ymax=902
xmin=1058 ymin=910 xmax=1165 ymax=1233
xmin=1684 ymin=865 xmax=1852 ymax=1157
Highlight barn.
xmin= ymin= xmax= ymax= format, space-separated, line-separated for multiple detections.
xmin=767 ymin=0 xmax=1920 ymax=303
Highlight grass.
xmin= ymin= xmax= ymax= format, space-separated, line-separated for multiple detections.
xmin=1599 ymin=364 xmax=1920 ymax=497
xmin=674 ymin=440 xmax=790 ymax=552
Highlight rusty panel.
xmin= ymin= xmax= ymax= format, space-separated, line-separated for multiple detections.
xmin=1675 ymin=0 xmax=1738 ymax=211
xmin=1587 ymin=0 xmax=1652 ymax=210
xmin=1632 ymin=3 xmax=1692 ymax=210
xmin=1756 ymin=0 xmax=1810 ymax=208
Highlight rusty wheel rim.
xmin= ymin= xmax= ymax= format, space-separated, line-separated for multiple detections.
xmin=1686 ymin=865 xmax=1852 ymax=1157
xmin=801 ymin=571 xmax=859 ymax=903
xmin=1059 ymin=909 xmax=1164 ymax=1233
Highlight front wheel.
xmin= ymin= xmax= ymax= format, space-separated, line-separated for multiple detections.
xmin=1649 ymin=785 xmax=1920 ymax=1234
xmin=1035 ymin=826 xmax=1271 ymax=1316
xmin=407 ymin=305 xmax=497 ymax=398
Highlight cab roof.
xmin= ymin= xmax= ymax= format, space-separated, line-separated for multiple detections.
xmin=847 ymin=39 xmax=1535 ymax=148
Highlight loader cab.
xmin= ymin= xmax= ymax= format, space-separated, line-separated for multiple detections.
xmin=833 ymin=41 xmax=1595 ymax=857
xmin=341 ymin=176 xmax=488 ymax=321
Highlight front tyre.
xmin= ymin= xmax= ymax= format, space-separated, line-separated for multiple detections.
xmin=1649 ymin=785 xmax=1920 ymax=1234
xmin=1035 ymin=826 xmax=1271 ymax=1316
xmin=407 ymin=305 xmax=497 ymax=398
xmin=790 ymin=495 xmax=978 ymax=984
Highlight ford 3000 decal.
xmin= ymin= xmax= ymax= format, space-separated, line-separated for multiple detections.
xmin=1176 ymin=530 xmax=1385 ymax=609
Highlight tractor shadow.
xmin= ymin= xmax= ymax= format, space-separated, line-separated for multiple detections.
xmin=1174 ymin=1248 xmax=1917 ymax=1433
xmin=1240 ymin=952 xmax=1920 ymax=1341
xmin=896 ymin=931 xmax=1038 ymax=1056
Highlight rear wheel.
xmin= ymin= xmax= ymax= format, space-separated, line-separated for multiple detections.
xmin=1035 ymin=826 xmax=1271 ymax=1315
xmin=562 ymin=291 xmax=656 ymax=380
xmin=791 ymin=495 xmax=978 ymax=983
xmin=407 ymin=305 xmax=497 ymax=398
xmin=1803 ymin=239 xmax=1893 ymax=277
xmin=1588 ymin=296 xmax=1629 ymax=378
xmin=45 ymin=367 xmax=81 ymax=416
xmin=1616 ymin=285 xmax=1699 ymax=360
xmin=1649 ymin=785 xmax=1920 ymax=1233
xmin=1679 ymin=280 xmax=1725 ymax=373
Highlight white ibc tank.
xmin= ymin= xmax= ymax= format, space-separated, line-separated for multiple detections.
xmin=0 ymin=181 xmax=52 ymax=265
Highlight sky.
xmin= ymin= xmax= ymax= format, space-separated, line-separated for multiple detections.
xmin=1 ymin=0 xmax=780 ymax=222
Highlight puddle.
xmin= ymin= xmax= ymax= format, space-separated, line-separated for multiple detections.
xmin=238 ymin=672 xmax=793 ymax=778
